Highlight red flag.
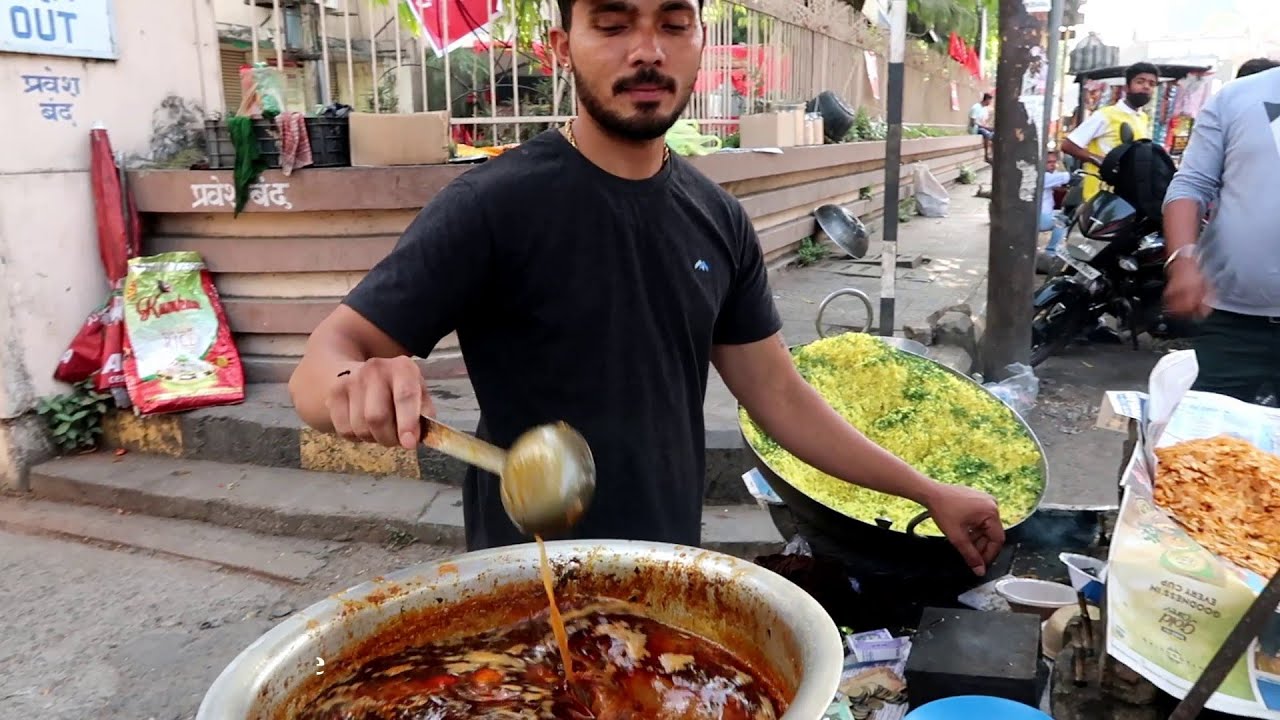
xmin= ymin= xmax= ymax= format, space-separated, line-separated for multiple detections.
xmin=948 ymin=32 xmax=965 ymax=65
xmin=408 ymin=0 xmax=500 ymax=56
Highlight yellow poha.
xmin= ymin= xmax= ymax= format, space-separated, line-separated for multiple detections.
xmin=740 ymin=333 xmax=1043 ymax=536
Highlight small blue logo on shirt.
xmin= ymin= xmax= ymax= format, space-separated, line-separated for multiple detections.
xmin=693 ymin=259 xmax=711 ymax=273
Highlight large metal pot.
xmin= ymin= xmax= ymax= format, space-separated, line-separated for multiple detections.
xmin=198 ymin=540 xmax=844 ymax=720
xmin=744 ymin=300 xmax=1049 ymax=575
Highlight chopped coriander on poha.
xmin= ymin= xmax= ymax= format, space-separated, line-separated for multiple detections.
xmin=741 ymin=333 xmax=1043 ymax=536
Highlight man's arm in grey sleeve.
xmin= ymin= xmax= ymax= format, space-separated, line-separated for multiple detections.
xmin=1163 ymin=95 xmax=1226 ymax=213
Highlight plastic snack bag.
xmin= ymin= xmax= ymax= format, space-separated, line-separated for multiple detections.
xmin=121 ymin=252 xmax=245 ymax=414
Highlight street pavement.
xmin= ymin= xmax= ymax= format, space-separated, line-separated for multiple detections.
xmin=768 ymin=178 xmax=992 ymax=345
xmin=0 ymin=515 xmax=456 ymax=720
xmin=1028 ymin=343 xmax=1163 ymax=506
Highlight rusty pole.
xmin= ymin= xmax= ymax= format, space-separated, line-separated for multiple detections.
xmin=980 ymin=0 xmax=1051 ymax=378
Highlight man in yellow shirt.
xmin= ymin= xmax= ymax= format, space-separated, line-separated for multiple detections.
xmin=1062 ymin=62 xmax=1159 ymax=200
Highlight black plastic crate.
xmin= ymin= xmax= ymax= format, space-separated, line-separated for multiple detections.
xmin=305 ymin=116 xmax=351 ymax=168
xmin=204 ymin=117 xmax=350 ymax=170
xmin=204 ymin=118 xmax=278 ymax=169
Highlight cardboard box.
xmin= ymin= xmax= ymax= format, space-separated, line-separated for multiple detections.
xmin=738 ymin=111 xmax=797 ymax=149
xmin=349 ymin=111 xmax=450 ymax=166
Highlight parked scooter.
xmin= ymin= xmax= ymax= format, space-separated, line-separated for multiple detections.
xmin=1029 ymin=128 xmax=1192 ymax=366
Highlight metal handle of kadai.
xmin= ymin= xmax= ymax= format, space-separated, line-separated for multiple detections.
xmin=815 ymin=288 xmax=875 ymax=339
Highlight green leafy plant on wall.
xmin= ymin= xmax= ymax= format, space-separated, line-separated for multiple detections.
xmin=795 ymin=236 xmax=827 ymax=267
xmin=37 ymin=380 xmax=112 ymax=453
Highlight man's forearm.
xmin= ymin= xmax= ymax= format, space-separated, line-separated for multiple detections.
xmin=748 ymin=377 xmax=941 ymax=507
xmin=1060 ymin=140 xmax=1100 ymax=167
xmin=1163 ymin=198 xmax=1203 ymax=255
xmin=289 ymin=345 xmax=368 ymax=433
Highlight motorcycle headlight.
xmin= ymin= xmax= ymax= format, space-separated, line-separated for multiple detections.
xmin=1069 ymin=239 xmax=1109 ymax=262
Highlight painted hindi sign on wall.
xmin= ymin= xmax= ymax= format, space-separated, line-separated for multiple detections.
xmin=1 ymin=0 xmax=118 ymax=60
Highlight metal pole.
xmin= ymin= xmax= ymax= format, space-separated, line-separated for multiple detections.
xmin=878 ymin=0 xmax=907 ymax=338
xmin=342 ymin=0 xmax=355 ymax=106
xmin=317 ymin=0 xmax=332 ymax=105
xmin=980 ymin=0 xmax=1048 ymax=378
xmin=978 ymin=6 xmax=988 ymax=71
xmin=272 ymin=0 xmax=285 ymax=72
xmin=1030 ymin=0 xmax=1065 ymax=217
xmin=368 ymin=0 xmax=379 ymax=112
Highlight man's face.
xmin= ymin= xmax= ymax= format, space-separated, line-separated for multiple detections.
xmin=550 ymin=0 xmax=703 ymax=142
xmin=1127 ymin=73 xmax=1158 ymax=98
xmin=1046 ymin=154 xmax=1058 ymax=172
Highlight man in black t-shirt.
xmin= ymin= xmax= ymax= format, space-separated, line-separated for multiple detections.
xmin=291 ymin=0 xmax=1006 ymax=575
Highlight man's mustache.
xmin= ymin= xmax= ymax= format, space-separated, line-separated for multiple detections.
xmin=613 ymin=68 xmax=677 ymax=95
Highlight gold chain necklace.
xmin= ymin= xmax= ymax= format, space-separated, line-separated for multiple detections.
xmin=561 ymin=122 xmax=670 ymax=165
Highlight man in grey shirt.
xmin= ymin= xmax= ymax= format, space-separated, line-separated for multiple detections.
xmin=1163 ymin=66 xmax=1280 ymax=402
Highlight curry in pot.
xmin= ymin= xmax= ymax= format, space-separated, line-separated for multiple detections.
xmin=296 ymin=538 xmax=785 ymax=720
xmin=295 ymin=596 xmax=784 ymax=719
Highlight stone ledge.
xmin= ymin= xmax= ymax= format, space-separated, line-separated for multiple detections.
xmin=27 ymin=453 xmax=783 ymax=558
xmin=100 ymin=383 xmax=758 ymax=504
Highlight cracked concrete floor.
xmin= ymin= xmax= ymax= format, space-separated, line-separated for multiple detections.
xmin=0 ymin=520 xmax=454 ymax=720
xmin=1025 ymin=343 xmax=1164 ymax=507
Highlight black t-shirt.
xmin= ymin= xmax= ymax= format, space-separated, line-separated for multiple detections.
xmin=344 ymin=129 xmax=782 ymax=550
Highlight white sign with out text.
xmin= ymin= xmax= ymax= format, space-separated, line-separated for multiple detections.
xmin=1 ymin=0 xmax=118 ymax=60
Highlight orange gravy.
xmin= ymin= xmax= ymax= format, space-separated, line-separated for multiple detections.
xmin=535 ymin=534 xmax=574 ymax=684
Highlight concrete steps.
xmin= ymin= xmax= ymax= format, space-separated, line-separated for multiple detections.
xmin=100 ymin=380 xmax=758 ymax=504
xmin=26 ymin=453 xmax=783 ymax=559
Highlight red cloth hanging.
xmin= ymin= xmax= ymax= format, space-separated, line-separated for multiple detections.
xmin=966 ymin=46 xmax=982 ymax=79
xmin=948 ymin=33 xmax=983 ymax=81
xmin=948 ymin=32 xmax=966 ymax=65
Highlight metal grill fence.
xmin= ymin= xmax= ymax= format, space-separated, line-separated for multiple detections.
xmin=221 ymin=0 xmax=977 ymax=144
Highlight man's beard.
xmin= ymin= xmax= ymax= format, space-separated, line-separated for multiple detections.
xmin=572 ymin=66 xmax=693 ymax=142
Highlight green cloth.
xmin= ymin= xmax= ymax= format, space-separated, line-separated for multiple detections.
xmin=228 ymin=116 xmax=267 ymax=216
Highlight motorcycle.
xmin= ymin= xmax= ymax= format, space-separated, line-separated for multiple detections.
xmin=1029 ymin=123 xmax=1200 ymax=366
xmin=1029 ymin=177 xmax=1199 ymax=366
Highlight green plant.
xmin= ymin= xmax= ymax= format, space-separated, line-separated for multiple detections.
xmin=795 ymin=236 xmax=827 ymax=267
xmin=37 ymin=380 xmax=112 ymax=453
xmin=957 ymin=165 xmax=977 ymax=184
xmin=384 ymin=525 xmax=418 ymax=550
xmin=903 ymin=124 xmax=962 ymax=139
xmin=722 ymin=132 xmax=741 ymax=149
xmin=845 ymin=108 xmax=888 ymax=143
xmin=898 ymin=197 xmax=917 ymax=223
xmin=373 ymin=71 xmax=400 ymax=113
xmin=859 ymin=186 xmax=874 ymax=201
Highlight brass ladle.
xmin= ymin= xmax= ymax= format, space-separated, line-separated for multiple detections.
xmin=418 ymin=417 xmax=596 ymax=537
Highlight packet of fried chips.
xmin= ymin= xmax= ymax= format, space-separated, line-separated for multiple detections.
xmin=1106 ymin=349 xmax=1280 ymax=717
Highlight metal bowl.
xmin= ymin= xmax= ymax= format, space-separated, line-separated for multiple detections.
xmin=814 ymin=205 xmax=870 ymax=260
xmin=197 ymin=541 xmax=844 ymax=720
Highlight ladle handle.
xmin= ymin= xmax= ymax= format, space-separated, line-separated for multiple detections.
xmin=419 ymin=417 xmax=507 ymax=476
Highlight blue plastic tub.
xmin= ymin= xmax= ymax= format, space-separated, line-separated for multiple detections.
xmin=904 ymin=695 xmax=1052 ymax=720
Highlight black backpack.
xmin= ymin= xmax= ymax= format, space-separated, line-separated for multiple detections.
xmin=1098 ymin=125 xmax=1177 ymax=223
